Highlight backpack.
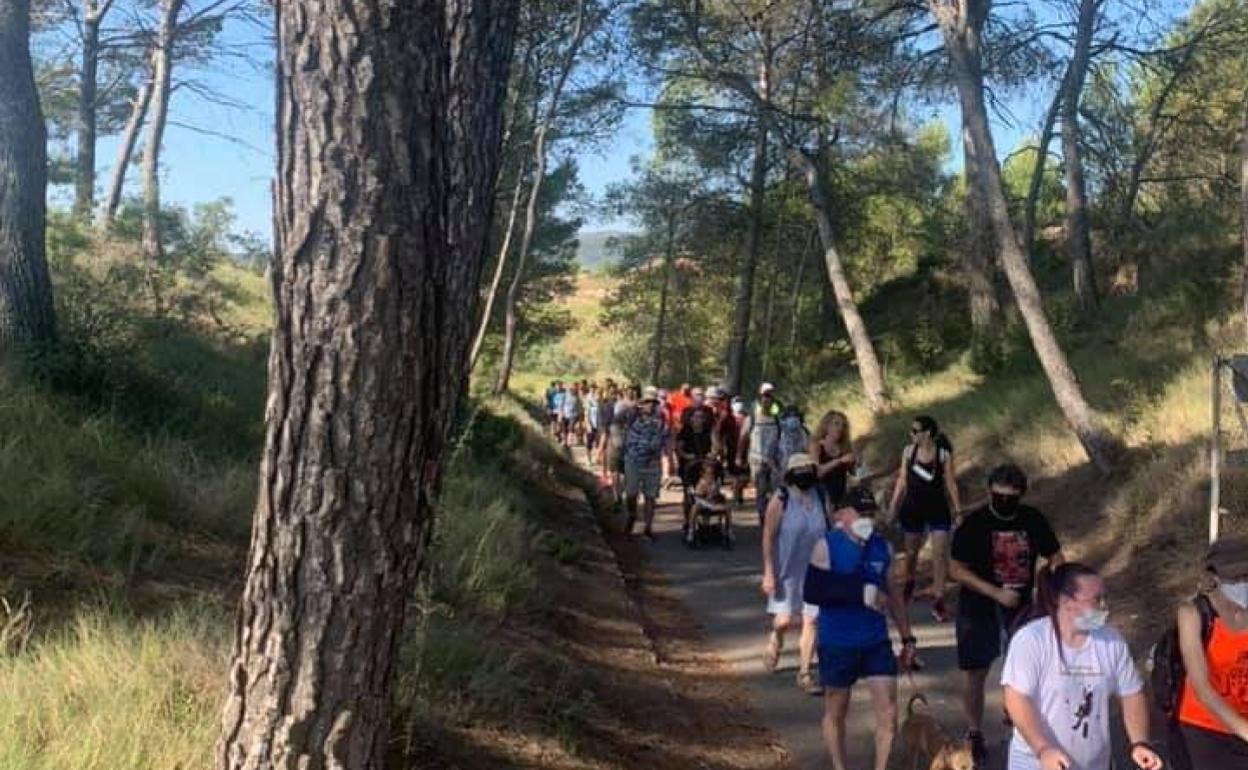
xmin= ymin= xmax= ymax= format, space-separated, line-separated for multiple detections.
xmin=1148 ymin=593 xmax=1217 ymax=719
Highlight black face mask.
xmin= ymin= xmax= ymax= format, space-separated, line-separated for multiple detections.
xmin=990 ymin=492 xmax=1021 ymax=518
xmin=789 ymin=471 xmax=818 ymax=490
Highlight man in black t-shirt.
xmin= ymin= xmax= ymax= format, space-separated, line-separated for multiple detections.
xmin=949 ymin=463 xmax=1065 ymax=764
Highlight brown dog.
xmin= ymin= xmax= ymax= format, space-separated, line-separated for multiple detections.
xmin=899 ymin=694 xmax=977 ymax=770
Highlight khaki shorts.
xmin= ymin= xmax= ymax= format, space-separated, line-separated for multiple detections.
xmin=624 ymin=457 xmax=661 ymax=499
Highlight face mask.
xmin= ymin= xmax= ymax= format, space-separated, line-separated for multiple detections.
xmin=782 ymin=416 xmax=800 ymax=430
xmin=850 ymin=518 xmax=875 ymax=540
xmin=990 ymin=493 xmax=1021 ymax=518
xmin=1221 ymin=580 xmax=1248 ymax=609
xmin=1074 ymin=608 xmax=1109 ymax=632
xmin=789 ymin=472 xmax=817 ymax=490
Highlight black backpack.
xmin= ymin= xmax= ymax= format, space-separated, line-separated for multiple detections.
xmin=1149 ymin=593 xmax=1217 ymax=719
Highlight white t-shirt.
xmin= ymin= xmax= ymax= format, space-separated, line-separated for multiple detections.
xmin=1001 ymin=618 xmax=1143 ymax=770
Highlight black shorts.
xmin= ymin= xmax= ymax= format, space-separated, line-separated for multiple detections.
xmin=898 ymin=503 xmax=952 ymax=534
xmin=956 ymin=600 xmax=1030 ymax=671
xmin=1179 ymin=723 xmax=1248 ymax=768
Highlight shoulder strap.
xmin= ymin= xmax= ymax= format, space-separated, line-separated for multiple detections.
xmin=904 ymin=444 xmax=916 ymax=467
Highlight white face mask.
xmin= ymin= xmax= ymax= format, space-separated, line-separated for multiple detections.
xmin=850 ymin=518 xmax=875 ymax=541
xmin=1074 ymin=608 xmax=1109 ymax=632
xmin=1221 ymin=580 xmax=1248 ymax=609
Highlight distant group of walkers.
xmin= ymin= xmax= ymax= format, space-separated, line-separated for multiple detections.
xmin=545 ymin=377 xmax=1248 ymax=769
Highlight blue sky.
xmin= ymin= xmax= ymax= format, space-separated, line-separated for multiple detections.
xmin=73 ymin=15 xmax=1059 ymax=245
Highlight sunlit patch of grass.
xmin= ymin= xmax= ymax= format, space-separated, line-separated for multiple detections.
xmin=0 ymin=608 xmax=228 ymax=770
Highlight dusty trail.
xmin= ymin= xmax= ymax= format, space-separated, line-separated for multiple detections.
xmin=637 ymin=485 xmax=1010 ymax=770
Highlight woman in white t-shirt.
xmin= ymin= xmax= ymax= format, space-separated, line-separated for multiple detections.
xmin=1001 ymin=562 xmax=1163 ymax=770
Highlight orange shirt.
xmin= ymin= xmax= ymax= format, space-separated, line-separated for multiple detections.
xmin=1178 ymin=617 xmax=1248 ymax=734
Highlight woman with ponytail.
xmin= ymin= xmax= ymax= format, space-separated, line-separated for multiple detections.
xmin=1001 ymin=563 xmax=1163 ymax=770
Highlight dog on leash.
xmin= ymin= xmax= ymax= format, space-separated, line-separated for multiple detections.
xmin=900 ymin=694 xmax=977 ymax=770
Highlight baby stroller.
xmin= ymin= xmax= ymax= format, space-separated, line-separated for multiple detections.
xmin=682 ymin=457 xmax=733 ymax=549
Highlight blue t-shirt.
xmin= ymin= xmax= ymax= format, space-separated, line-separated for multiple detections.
xmin=816 ymin=529 xmax=891 ymax=649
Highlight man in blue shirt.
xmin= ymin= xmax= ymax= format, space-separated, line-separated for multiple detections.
xmin=805 ymin=486 xmax=917 ymax=770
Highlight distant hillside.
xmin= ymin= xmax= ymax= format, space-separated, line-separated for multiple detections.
xmin=576 ymin=229 xmax=630 ymax=270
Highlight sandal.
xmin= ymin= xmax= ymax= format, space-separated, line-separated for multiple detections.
xmin=797 ymin=669 xmax=823 ymax=696
xmin=763 ymin=631 xmax=781 ymax=673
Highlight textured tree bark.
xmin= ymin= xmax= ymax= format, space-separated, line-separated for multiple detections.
xmin=140 ymin=0 xmax=183 ymax=267
xmin=215 ymin=1 xmax=517 ymax=767
xmin=0 ymin=0 xmax=57 ymax=347
xmin=493 ymin=0 xmax=588 ymax=395
xmin=1060 ymin=0 xmax=1100 ymax=316
xmin=793 ymin=149 xmax=889 ymax=414
xmin=931 ymin=0 xmax=1122 ymax=473
xmin=101 ymin=62 xmax=152 ymax=227
xmin=651 ymin=214 xmax=676 ymax=384
xmin=1240 ymin=92 xmax=1248 ymax=340
xmin=73 ymin=0 xmax=107 ymax=219
xmin=962 ymin=119 xmax=1001 ymax=367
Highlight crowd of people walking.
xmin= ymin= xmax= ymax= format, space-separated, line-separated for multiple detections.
xmin=544 ymin=377 xmax=1248 ymax=770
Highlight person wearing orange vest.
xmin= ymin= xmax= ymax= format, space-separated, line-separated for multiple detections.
xmin=1175 ymin=537 xmax=1248 ymax=767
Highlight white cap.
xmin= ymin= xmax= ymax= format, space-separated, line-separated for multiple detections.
xmin=640 ymin=386 xmax=659 ymax=403
xmin=759 ymin=382 xmax=775 ymax=395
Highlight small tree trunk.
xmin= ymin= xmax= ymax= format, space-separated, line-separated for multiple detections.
xmin=931 ymin=0 xmax=1122 ymax=473
xmin=140 ymin=0 xmax=183 ymax=267
xmin=0 ymin=0 xmax=57 ymax=347
xmin=962 ymin=119 xmax=1001 ymax=367
xmin=468 ymin=153 xmax=528 ymax=372
xmin=788 ymin=227 xmax=813 ymax=350
xmin=1022 ymin=83 xmax=1061 ymax=258
xmin=793 ymin=149 xmax=889 ymax=414
xmin=73 ymin=2 xmax=102 ymax=219
xmin=215 ymin=1 xmax=517 ymax=767
xmin=724 ymin=43 xmax=770 ymax=395
xmin=651 ymin=215 xmax=676 ymax=384
xmin=493 ymin=0 xmax=588 ymax=395
xmin=1060 ymin=0 xmax=1100 ymax=316
xmin=101 ymin=63 xmax=153 ymax=227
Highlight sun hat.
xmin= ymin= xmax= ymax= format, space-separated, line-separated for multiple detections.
xmin=1206 ymin=536 xmax=1248 ymax=577
xmin=784 ymin=452 xmax=816 ymax=473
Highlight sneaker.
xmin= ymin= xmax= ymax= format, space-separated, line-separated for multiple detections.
xmin=966 ymin=730 xmax=987 ymax=765
xmin=931 ymin=597 xmax=950 ymax=623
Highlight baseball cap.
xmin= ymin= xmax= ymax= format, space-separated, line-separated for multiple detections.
xmin=640 ymin=386 xmax=659 ymax=403
xmin=784 ymin=452 xmax=816 ymax=473
xmin=759 ymin=382 xmax=775 ymax=395
xmin=840 ymin=486 xmax=879 ymax=516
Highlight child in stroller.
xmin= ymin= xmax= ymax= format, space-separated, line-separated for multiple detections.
xmin=682 ymin=457 xmax=733 ymax=549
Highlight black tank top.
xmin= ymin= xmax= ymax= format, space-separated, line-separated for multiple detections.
xmin=816 ymin=444 xmax=849 ymax=505
xmin=903 ymin=445 xmax=949 ymax=513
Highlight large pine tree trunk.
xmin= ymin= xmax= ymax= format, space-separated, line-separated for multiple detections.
xmin=73 ymin=1 xmax=103 ymax=219
xmin=0 ymin=0 xmax=57 ymax=347
xmin=101 ymin=63 xmax=152 ymax=227
xmin=215 ymin=2 xmax=517 ymax=767
xmin=962 ymin=120 xmax=1001 ymax=367
xmin=793 ymin=149 xmax=889 ymax=414
xmin=140 ymin=0 xmax=183 ymax=267
xmin=1061 ymin=0 xmax=1099 ymax=315
xmin=931 ymin=0 xmax=1121 ymax=473
xmin=1240 ymin=92 xmax=1248 ymax=338
xmin=651 ymin=215 xmax=676 ymax=384
xmin=493 ymin=0 xmax=588 ymax=395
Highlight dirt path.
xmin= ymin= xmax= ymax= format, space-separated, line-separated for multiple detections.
xmin=631 ymin=480 xmax=1011 ymax=770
